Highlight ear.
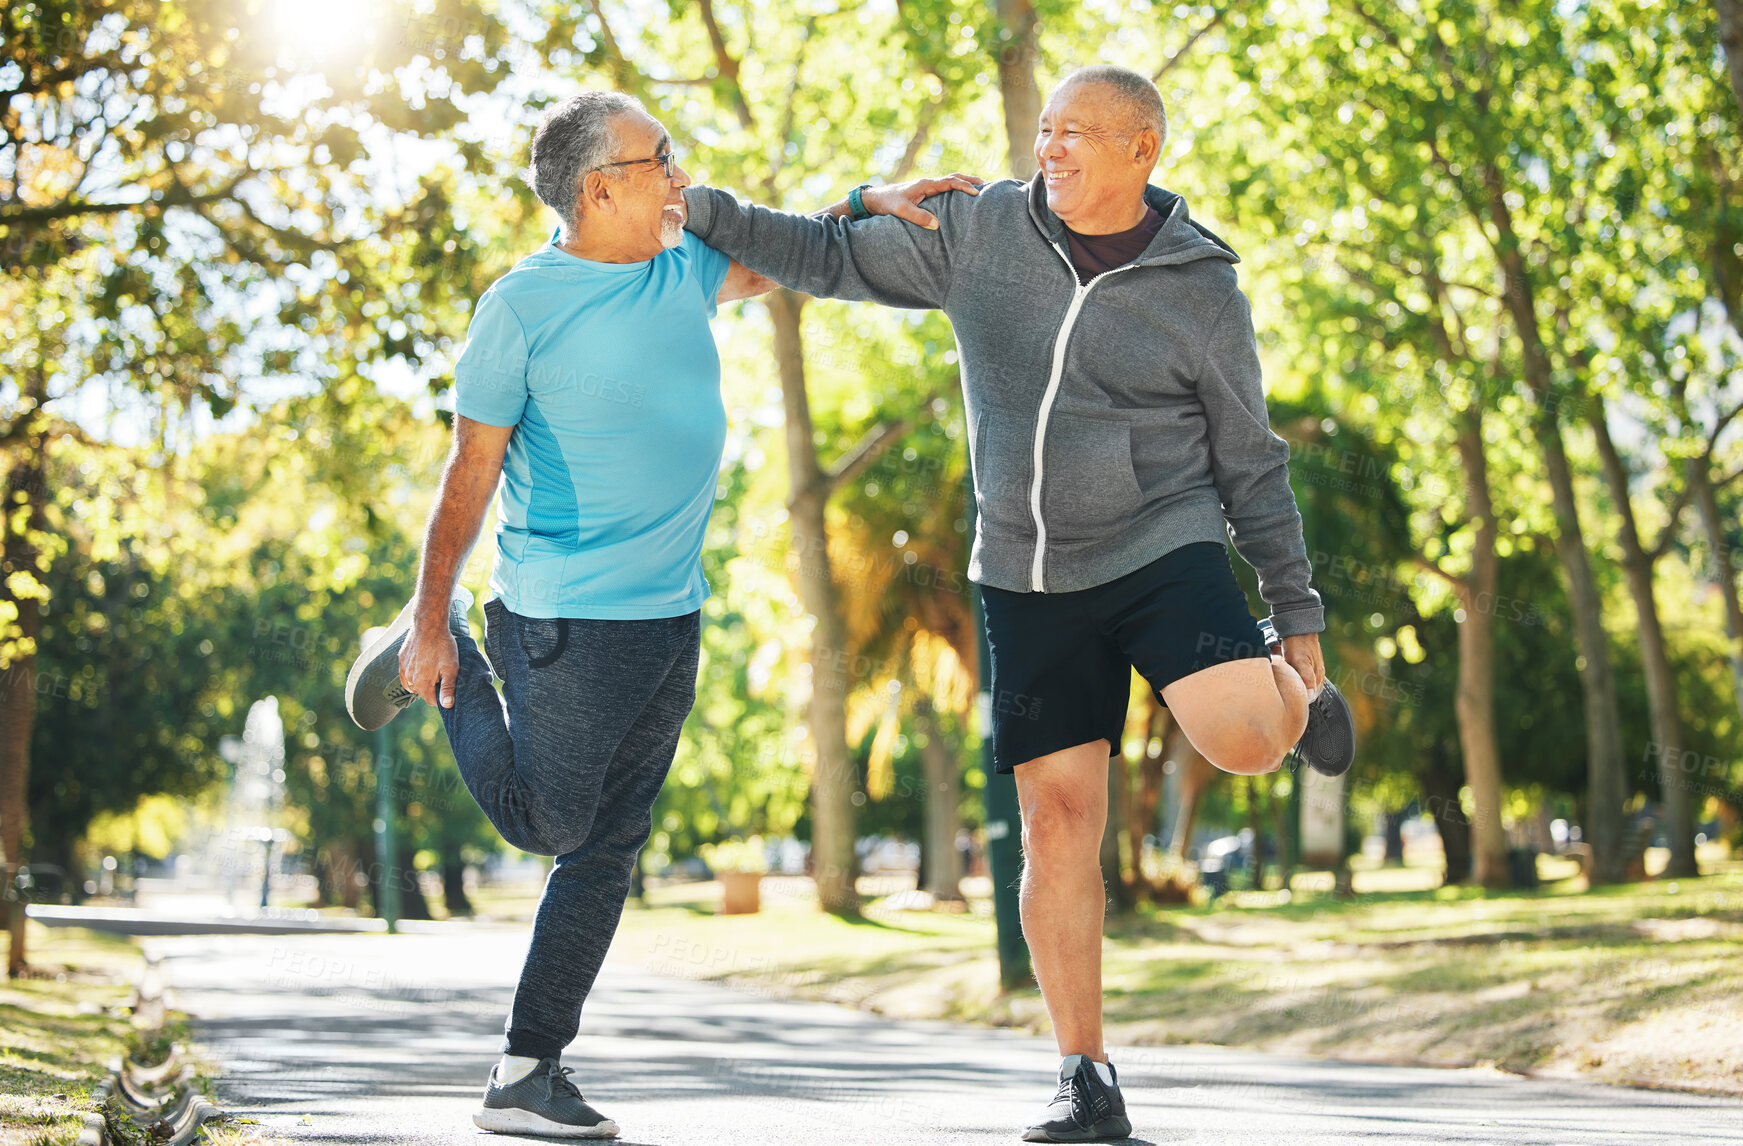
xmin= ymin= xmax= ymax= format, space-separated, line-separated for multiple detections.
xmin=1131 ymin=127 xmax=1160 ymax=167
xmin=580 ymin=169 xmax=616 ymax=216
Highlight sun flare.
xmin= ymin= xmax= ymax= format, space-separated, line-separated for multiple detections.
xmin=268 ymin=0 xmax=384 ymax=71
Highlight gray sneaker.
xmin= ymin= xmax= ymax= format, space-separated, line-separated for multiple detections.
xmin=1291 ymin=679 xmax=1356 ymax=777
xmin=1259 ymin=620 xmax=1357 ymax=778
xmin=473 ymin=1059 xmax=618 ymax=1139
xmin=1022 ymin=1054 xmax=1131 ymax=1142
xmin=344 ymin=585 xmax=474 ymax=732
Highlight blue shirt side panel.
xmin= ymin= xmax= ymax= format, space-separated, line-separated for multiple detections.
xmin=516 ymin=396 xmax=581 ymax=547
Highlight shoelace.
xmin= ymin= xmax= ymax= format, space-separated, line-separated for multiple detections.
xmin=1054 ymin=1066 xmax=1109 ymax=1127
xmin=1050 ymin=1073 xmax=1084 ymax=1124
xmin=543 ymin=1063 xmax=584 ymax=1102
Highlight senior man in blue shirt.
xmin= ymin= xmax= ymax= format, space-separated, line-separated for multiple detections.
xmin=343 ymin=90 xmax=977 ymax=1138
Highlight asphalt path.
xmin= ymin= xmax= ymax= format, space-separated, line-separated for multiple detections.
xmin=148 ymin=928 xmax=1743 ymax=1146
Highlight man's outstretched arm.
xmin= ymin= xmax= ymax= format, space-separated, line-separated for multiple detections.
xmin=400 ymin=415 xmax=513 ymax=709
xmin=712 ymin=175 xmax=984 ymax=305
xmin=692 ymin=175 xmax=983 ymax=310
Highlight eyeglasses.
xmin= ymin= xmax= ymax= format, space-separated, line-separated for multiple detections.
xmin=593 ymin=150 xmax=677 ymax=178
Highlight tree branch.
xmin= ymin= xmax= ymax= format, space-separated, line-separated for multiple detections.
xmin=695 ymin=0 xmax=754 ymax=130
xmin=1646 ymin=477 xmax=1698 ymax=563
xmin=1408 ymin=551 xmax=1463 ymax=589
xmin=1706 ymin=396 xmax=1743 ymax=452
xmin=889 ymin=85 xmax=945 ymax=182
xmin=1154 ymin=6 xmax=1232 ymax=81
xmin=0 ymin=172 xmax=247 ymax=227
xmin=581 ymin=0 xmax=643 ymax=96
xmin=825 ymin=386 xmax=947 ymax=493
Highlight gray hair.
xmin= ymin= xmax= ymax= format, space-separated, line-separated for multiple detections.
xmin=1057 ymin=65 xmax=1168 ymax=151
xmin=525 ymin=90 xmax=643 ymax=224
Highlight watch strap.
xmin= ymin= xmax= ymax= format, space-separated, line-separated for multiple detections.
xmin=847 ymin=183 xmax=874 ymax=221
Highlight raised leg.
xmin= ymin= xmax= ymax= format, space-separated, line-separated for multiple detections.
xmin=1160 ymin=653 xmax=1308 ymax=775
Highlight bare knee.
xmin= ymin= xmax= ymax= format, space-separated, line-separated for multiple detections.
xmin=1206 ymin=728 xmax=1288 ymax=775
xmin=1193 ymin=708 xmax=1295 ymax=775
xmin=1020 ymin=782 xmax=1103 ymax=864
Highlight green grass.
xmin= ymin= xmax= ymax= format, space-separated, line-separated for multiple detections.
xmin=0 ymin=924 xmax=142 ymax=1146
xmin=607 ymin=850 xmax=1743 ymax=1094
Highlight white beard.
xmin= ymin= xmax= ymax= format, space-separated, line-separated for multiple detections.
xmin=659 ymin=212 xmax=684 ymax=249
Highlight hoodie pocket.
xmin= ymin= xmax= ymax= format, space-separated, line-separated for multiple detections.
xmin=1040 ymin=412 xmax=1144 ymax=542
xmin=972 ymin=407 xmax=1032 ymax=535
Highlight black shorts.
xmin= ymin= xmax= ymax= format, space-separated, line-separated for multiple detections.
xmin=981 ymin=542 xmax=1269 ymax=773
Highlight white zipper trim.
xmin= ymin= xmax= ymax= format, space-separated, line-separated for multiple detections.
xmin=1027 ymin=243 xmax=1142 ymax=592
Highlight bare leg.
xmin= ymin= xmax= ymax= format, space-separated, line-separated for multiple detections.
xmin=1013 ymin=739 xmax=1113 ymax=1060
xmin=1162 ymin=654 xmax=1309 ymax=775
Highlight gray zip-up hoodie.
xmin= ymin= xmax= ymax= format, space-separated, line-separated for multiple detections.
xmin=683 ymin=175 xmax=1324 ymax=637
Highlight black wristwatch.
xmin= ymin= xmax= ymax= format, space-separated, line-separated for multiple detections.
xmin=847 ymin=183 xmax=874 ymax=221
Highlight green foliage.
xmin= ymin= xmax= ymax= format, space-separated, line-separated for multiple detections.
xmin=9 ymin=0 xmax=1743 ymax=893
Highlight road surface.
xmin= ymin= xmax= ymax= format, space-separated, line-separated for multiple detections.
xmin=148 ymin=928 xmax=1743 ymax=1145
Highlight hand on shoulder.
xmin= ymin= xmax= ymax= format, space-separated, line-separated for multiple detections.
xmin=859 ymin=173 xmax=987 ymax=230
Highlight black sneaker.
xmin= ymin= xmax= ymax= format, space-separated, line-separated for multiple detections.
xmin=1021 ymin=1054 xmax=1131 ymax=1142
xmin=1291 ymin=679 xmax=1356 ymax=777
xmin=343 ymin=585 xmax=473 ymax=731
xmin=473 ymin=1058 xmax=618 ymax=1138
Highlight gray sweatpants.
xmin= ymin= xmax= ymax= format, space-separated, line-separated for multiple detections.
xmin=440 ymin=596 xmax=700 ymax=1061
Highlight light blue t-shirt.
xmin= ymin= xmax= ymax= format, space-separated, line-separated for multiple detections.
xmin=453 ymin=230 xmax=733 ymax=619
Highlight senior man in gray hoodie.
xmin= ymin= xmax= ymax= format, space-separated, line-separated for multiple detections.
xmin=682 ymin=65 xmax=1354 ymax=1142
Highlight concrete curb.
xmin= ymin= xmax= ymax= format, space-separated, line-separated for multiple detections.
xmin=81 ymin=954 xmax=227 ymax=1146
xmin=30 ymin=904 xmax=490 ymax=936
xmin=75 ymin=1078 xmax=113 ymax=1146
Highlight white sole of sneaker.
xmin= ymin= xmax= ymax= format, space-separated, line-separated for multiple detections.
xmin=472 ymin=1107 xmax=619 ymax=1138
xmin=343 ymin=600 xmax=416 ymax=729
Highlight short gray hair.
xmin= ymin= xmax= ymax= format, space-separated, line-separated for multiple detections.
xmin=1057 ymin=65 xmax=1168 ymax=150
xmin=525 ymin=91 xmax=643 ymax=224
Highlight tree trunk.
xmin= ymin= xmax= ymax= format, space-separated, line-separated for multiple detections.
xmin=1532 ymin=408 xmax=1630 ymax=883
xmin=1245 ymin=775 xmax=1266 ymax=885
xmin=316 ymin=840 xmax=363 ymax=911
xmin=440 ymin=846 xmax=473 ymax=917
xmin=1451 ymin=404 xmax=1511 ymax=888
xmin=395 ymin=846 xmax=434 ymax=921
xmin=2 ymin=432 xmax=46 ymax=978
xmin=914 ymin=699 xmax=965 ymax=903
xmin=367 ymin=840 xmax=432 ymax=922
xmin=769 ymin=289 xmax=859 ymax=914
xmin=1101 ymin=750 xmax=1131 ymax=912
xmin=1422 ymin=737 xmax=1473 ymax=884
xmin=1383 ymin=809 xmax=1406 ymax=866
xmin=1272 ymin=770 xmax=1293 ymax=890
xmin=1166 ymin=733 xmax=1216 ymax=864
xmin=1718 ymin=0 xmax=1743 ymax=121
xmin=1484 ymin=167 xmax=1629 ymax=885
xmin=991 ymin=0 xmax=1042 ymax=180
xmin=1690 ymin=458 xmax=1743 ymax=721
xmin=1129 ymin=699 xmax=1169 ymax=901
xmin=1591 ymin=406 xmax=1698 ymax=878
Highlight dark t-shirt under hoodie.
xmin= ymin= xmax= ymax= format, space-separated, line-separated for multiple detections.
xmin=1064 ymin=205 xmax=1165 ymax=284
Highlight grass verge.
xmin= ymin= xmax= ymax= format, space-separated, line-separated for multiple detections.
xmin=607 ymin=852 xmax=1743 ymax=1095
xmin=0 ymin=923 xmax=141 ymax=1146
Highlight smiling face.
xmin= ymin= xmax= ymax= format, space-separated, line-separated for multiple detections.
xmin=578 ymin=110 xmax=692 ymax=260
xmin=1033 ymin=81 xmax=1160 ymax=235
